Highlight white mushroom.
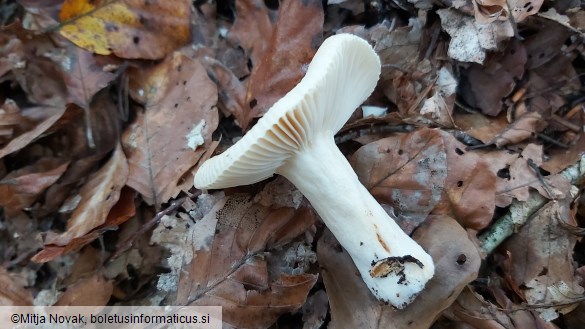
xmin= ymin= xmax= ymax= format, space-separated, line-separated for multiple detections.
xmin=194 ymin=34 xmax=434 ymax=308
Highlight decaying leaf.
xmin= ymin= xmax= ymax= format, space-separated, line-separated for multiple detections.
xmin=319 ymin=215 xmax=480 ymax=329
xmin=58 ymin=0 xmax=191 ymax=59
xmin=437 ymin=8 xmax=514 ymax=64
xmin=123 ymin=52 xmax=218 ymax=205
xmin=152 ymin=192 xmax=317 ymax=328
xmin=350 ymin=128 xmax=447 ymax=231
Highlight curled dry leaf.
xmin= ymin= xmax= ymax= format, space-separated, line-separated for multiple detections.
xmin=0 ymin=107 xmax=65 ymax=159
xmin=201 ymin=57 xmax=248 ymax=126
xmin=123 ymin=52 xmax=218 ymax=205
xmin=42 ymin=143 xmax=128 ymax=247
xmin=350 ymin=128 xmax=447 ymax=231
xmin=318 ymin=215 xmax=480 ymax=329
xmin=490 ymin=112 xmax=543 ymax=147
xmin=58 ymin=0 xmax=191 ymax=60
xmin=229 ymin=0 xmax=324 ymax=128
xmin=31 ymin=170 xmax=136 ymax=263
xmin=153 ymin=193 xmax=317 ymax=328
xmin=0 ymin=158 xmax=69 ymax=216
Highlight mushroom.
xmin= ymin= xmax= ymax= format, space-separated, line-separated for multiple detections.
xmin=194 ymin=34 xmax=434 ymax=308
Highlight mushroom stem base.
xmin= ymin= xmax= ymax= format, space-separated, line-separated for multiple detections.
xmin=278 ymin=135 xmax=434 ymax=308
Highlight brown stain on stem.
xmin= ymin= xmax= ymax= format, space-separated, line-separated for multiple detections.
xmin=373 ymin=223 xmax=391 ymax=253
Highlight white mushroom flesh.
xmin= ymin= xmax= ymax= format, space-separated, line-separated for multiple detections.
xmin=195 ymin=34 xmax=434 ymax=308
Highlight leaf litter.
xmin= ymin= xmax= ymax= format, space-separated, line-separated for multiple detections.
xmin=0 ymin=0 xmax=584 ymax=328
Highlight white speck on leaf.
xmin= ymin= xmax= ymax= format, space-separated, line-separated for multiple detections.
xmin=186 ymin=120 xmax=206 ymax=150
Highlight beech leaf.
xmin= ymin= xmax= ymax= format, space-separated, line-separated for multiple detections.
xmin=122 ymin=52 xmax=218 ymax=205
xmin=58 ymin=0 xmax=191 ymax=59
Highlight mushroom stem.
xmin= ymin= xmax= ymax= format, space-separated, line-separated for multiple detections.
xmin=277 ymin=134 xmax=434 ymax=308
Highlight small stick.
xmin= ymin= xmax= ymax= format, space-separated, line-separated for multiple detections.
xmin=108 ymin=194 xmax=197 ymax=261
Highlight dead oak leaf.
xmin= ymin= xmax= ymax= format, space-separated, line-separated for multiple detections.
xmin=123 ymin=52 xmax=218 ymax=205
xmin=58 ymin=0 xmax=191 ymax=60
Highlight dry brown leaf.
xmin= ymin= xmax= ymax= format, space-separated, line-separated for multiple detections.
xmin=455 ymin=112 xmax=509 ymax=144
xmin=484 ymin=144 xmax=571 ymax=207
xmin=0 ymin=100 xmax=36 ymax=146
xmin=501 ymin=200 xmax=583 ymax=320
xmin=54 ymin=272 xmax=113 ymax=306
xmin=509 ymin=0 xmax=544 ymax=22
xmin=228 ymin=0 xmax=274 ymax=65
xmin=542 ymin=132 xmax=585 ymax=174
xmin=229 ymin=0 xmax=324 ymax=128
xmin=460 ymin=41 xmax=527 ymax=116
xmin=318 ymin=215 xmax=480 ymax=329
xmin=350 ymin=128 xmax=447 ymax=232
xmin=0 ymin=106 xmax=65 ymax=159
xmin=43 ymin=143 xmax=128 ymax=247
xmin=0 ymin=267 xmax=32 ymax=306
xmin=59 ymin=0 xmax=191 ymax=59
xmin=202 ymin=57 xmax=248 ymax=126
xmin=62 ymin=46 xmax=117 ymax=108
xmin=0 ymin=158 xmax=69 ymax=216
xmin=445 ymin=288 xmax=559 ymax=329
xmin=34 ymin=188 xmax=137 ymax=263
xmin=433 ymin=132 xmax=496 ymax=230
xmin=301 ymin=289 xmax=329 ymax=329
xmin=491 ymin=112 xmax=544 ymax=147
xmin=123 ymin=52 xmax=218 ymax=205
xmin=0 ymin=30 xmax=24 ymax=78
xmin=156 ymin=193 xmax=317 ymax=328
xmin=5 ymin=26 xmax=69 ymax=108
xmin=473 ymin=0 xmax=507 ymax=24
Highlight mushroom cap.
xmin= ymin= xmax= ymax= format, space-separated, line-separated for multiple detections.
xmin=194 ymin=34 xmax=381 ymax=189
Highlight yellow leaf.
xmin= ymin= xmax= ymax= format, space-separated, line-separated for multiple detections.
xmin=59 ymin=0 xmax=191 ymax=59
